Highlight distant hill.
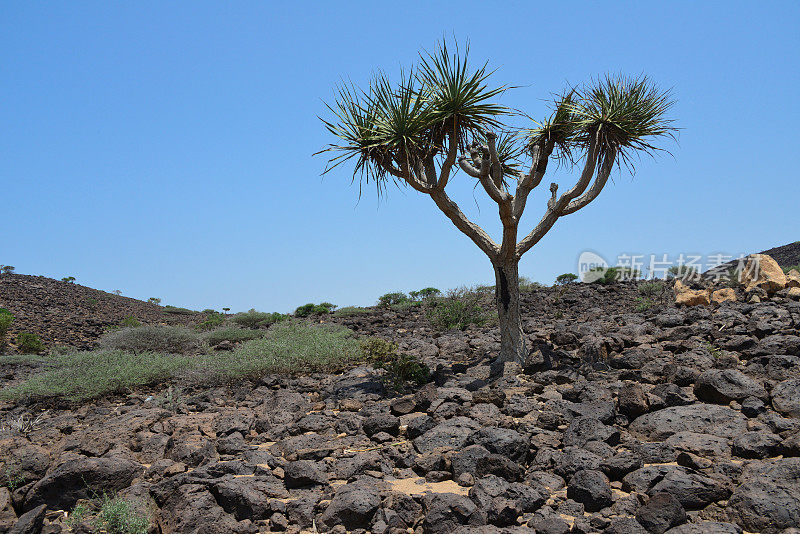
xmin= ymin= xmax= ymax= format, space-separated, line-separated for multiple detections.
xmin=0 ymin=274 xmax=202 ymax=350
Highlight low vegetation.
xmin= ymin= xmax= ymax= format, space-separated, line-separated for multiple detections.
xmin=555 ymin=273 xmax=579 ymax=285
xmin=294 ymin=302 xmax=336 ymax=317
xmin=332 ymin=306 xmax=370 ymax=317
xmin=99 ymin=326 xmax=203 ymax=355
xmin=163 ymin=305 xmax=194 ymax=315
xmin=0 ymin=309 xmax=13 ymax=350
xmin=426 ymin=287 xmax=490 ymax=331
xmin=204 ymin=327 xmax=264 ymax=346
xmin=667 ymin=265 xmax=700 ymax=281
xmin=16 ymin=332 xmax=43 ymax=354
xmin=232 ymin=309 xmax=286 ymax=329
xmin=360 ymin=337 xmax=429 ymax=392
xmin=69 ymin=494 xmax=150 ymax=534
xmin=519 ymin=276 xmax=545 ymax=292
xmin=378 ymin=292 xmax=410 ymax=307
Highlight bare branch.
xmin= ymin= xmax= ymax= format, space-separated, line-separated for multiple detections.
xmin=458 ymin=156 xmax=482 ymax=178
xmin=430 ymin=189 xmax=499 ymax=260
xmin=562 ymin=147 xmax=617 ymax=215
xmin=486 ymin=132 xmax=503 ymax=189
xmin=511 ymin=143 xmax=549 ymax=220
xmin=436 ymin=125 xmax=459 ymax=191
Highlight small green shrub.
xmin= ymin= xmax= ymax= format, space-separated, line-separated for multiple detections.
xmin=163 ymin=305 xmax=194 ymax=315
xmin=519 ymin=276 xmax=545 ymax=292
xmin=361 ymin=337 xmax=428 ymax=392
xmin=410 ymin=287 xmax=441 ymax=301
xmin=589 ymin=266 xmax=641 ymax=285
xmin=0 ymin=266 xmax=15 ymax=275
xmin=205 ymin=327 xmax=264 ymax=346
xmin=1 ymin=459 xmax=25 ymax=491
xmin=119 ymin=316 xmax=142 ymax=328
xmin=333 ymin=306 xmax=370 ymax=317
xmin=378 ymin=292 xmax=410 ymax=307
xmin=391 ymin=300 xmax=422 ymax=312
xmin=97 ymin=494 xmax=150 ymax=534
xmin=197 ymin=311 xmax=225 ymax=331
xmin=635 ymin=298 xmax=655 ymax=312
xmin=148 ymin=297 xmax=162 ymax=305
xmin=67 ymin=502 xmax=90 ymax=527
xmin=426 ymin=287 xmax=489 ymax=331
xmin=201 ymin=322 xmax=362 ymax=379
xmin=62 ymin=276 xmax=76 ymax=283
xmin=638 ymin=281 xmax=665 ymax=298
xmin=783 ymin=265 xmax=800 ymax=274
xmin=233 ymin=309 xmax=286 ymax=328
xmin=0 ymin=309 xmax=13 ymax=349
xmin=555 ymin=273 xmax=578 ymax=285
xmin=16 ymin=333 xmax=43 ymax=354
xmin=294 ymin=303 xmax=334 ymax=317
xmin=99 ymin=326 xmax=203 ymax=355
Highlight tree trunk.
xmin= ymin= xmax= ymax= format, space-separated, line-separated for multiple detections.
xmin=493 ymin=259 xmax=527 ymax=364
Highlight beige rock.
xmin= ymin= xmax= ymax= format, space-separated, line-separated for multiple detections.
xmin=788 ymin=287 xmax=800 ymax=300
xmin=674 ymin=280 xmax=711 ymax=306
xmin=741 ymin=254 xmax=787 ymax=293
xmin=711 ymin=288 xmax=737 ymax=304
xmin=787 ymin=269 xmax=800 ymax=288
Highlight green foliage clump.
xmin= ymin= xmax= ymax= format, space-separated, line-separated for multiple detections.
xmin=97 ymin=494 xmax=150 ymax=534
xmin=360 ymin=337 xmax=428 ymax=392
xmin=16 ymin=333 xmax=43 ymax=354
xmin=783 ymin=265 xmax=800 ymax=274
xmin=0 ymin=266 xmax=15 ymax=275
xmin=333 ymin=306 xmax=370 ymax=317
xmin=197 ymin=311 xmax=226 ymax=331
xmin=0 ymin=309 xmax=14 ymax=350
xmin=148 ymin=297 xmax=162 ymax=305
xmin=410 ymin=288 xmax=441 ymax=301
xmin=589 ymin=266 xmax=641 ymax=285
xmin=635 ymin=298 xmax=655 ymax=312
xmin=205 ymin=327 xmax=264 ymax=346
xmin=519 ymin=276 xmax=545 ymax=292
xmin=233 ymin=309 xmax=286 ymax=328
xmin=555 ymin=273 xmax=578 ymax=285
xmin=294 ymin=303 xmax=335 ymax=317
xmin=378 ymin=292 xmax=410 ymax=307
xmin=666 ymin=265 xmax=700 ymax=281
xmin=426 ymin=287 xmax=489 ymax=331
xmin=62 ymin=276 xmax=76 ymax=283
xmin=0 ymin=349 xmax=193 ymax=402
xmin=163 ymin=305 xmax=194 ymax=315
xmin=638 ymin=281 xmax=665 ymax=298
xmin=120 ymin=316 xmax=142 ymax=328
xmin=202 ymin=322 xmax=361 ymax=379
xmin=1 ymin=459 xmax=25 ymax=491
xmin=99 ymin=326 xmax=203 ymax=355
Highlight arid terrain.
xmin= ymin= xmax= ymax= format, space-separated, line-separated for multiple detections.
xmin=0 ymin=245 xmax=799 ymax=534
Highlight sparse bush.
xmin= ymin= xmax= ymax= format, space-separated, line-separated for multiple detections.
xmin=201 ymin=308 xmax=216 ymax=314
xmin=0 ymin=349 xmax=193 ymax=401
xmin=201 ymin=322 xmax=361 ymax=379
xmin=333 ymin=306 xmax=370 ymax=317
xmin=426 ymin=287 xmax=489 ymax=331
xmin=16 ymin=333 xmax=43 ymax=354
xmin=638 ymin=281 xmax=665 ymax=298
xmin=119 ymin=316 xmax=142 ymax=328
xmin=519 ymin=276 xmax=545 ymax=292
xmin=667 ymin=265 xmax=700 ymax=281
xmin=378 ymin=292 xmax=410 ymax=307
xmin=76 ymin=494 xmax=150 ymax=534
xmin=294 ymin=303 xmax=334 ymax=317
xmin=410 ymin=287 xmax=441 ymax=301
xmin=233 ymin=309 xmax=285 ymax=328
xmin=148 ymin=297 xmax=162 ymax=305
xmin=361 ymin=337 xmax=428 ymax=392
xmin=163 ymin=305 xmax=194 ymax=315
xmin=1 ymin=459 xmax=25 ymax=491
xmin=589 ymin=266 xmax=641 ymax=285
xmin=197 ymin=311 xmax=225 ymax=331
xmin=205 ymin=327 xmax=264 ymax=346
xmin=0 ymin=309 xmax=13 ymax=350
xmin=85 ymin=298 xmax=98 ymax=308
xmin=62 ymin=276 xmax=76 ymax=283
xmin=99 ymin=326 xmax=203 ymax=355
xmin=555 ymin=273 xmax=578 ymax=285
xmin=635 ymin=297 xmax=654 ymax=312
xmin=0 ymin=266 xmax=15 ymax=275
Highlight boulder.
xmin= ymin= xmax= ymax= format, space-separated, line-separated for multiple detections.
xmin=693 ymin=369 xmax=766 ymax=404
xmin=635 ymin=492 xmax=686 ymax=534
xmin=422 ymin=492 xmax=479 ymax=533
xmin=674 ymin=281 xmax=710 ymax=307
xmin=787 ymin=268 xmax=800 ymax=288
xmin=9 ymin=504 xmax=46 ymax=534
xmin=618 ymin=382 xmax=649 ymax=418
xmin=566 ymin=469 xmax=612 ymax=512
xmin=623 ymin=465 xmax=730 ymax=509
xmin=727 ymin=457 xmax=800 ymax=533
xmin=283 ymin=460 xmax=328 ymax=488
xmin=788 ymin=287 xmax=800 ymax=300
xmin=629 ymin=404 xmax=747 ymax=441
xmin=414 ymin=417 xmax=480 ymax=454
xmin=731 ymin=431 xmax=781 ymax=459
xmin=24 ymin=456 xmax=144 ymax=511
xmin=319 ymin=479 xmax=382 ymax=530
xmin=711 ymin=288 xmax=737 ymax=304
xmin=772 ymin=378 xmax=800 ymax=417
xmin=741 ymin=254 xmax=787 ymax=293
xmin=663 ymin=522 xmax=742 ymax=534
xmin=0 ymin=488 xmax=17 ymax=532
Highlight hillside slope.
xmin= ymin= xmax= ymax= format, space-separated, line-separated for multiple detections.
xmin=0 ymin=274 xmax=201 ymax=349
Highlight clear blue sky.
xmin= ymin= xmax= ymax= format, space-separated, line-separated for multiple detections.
xmin=2 ymin=2 xmax=798 ymax=313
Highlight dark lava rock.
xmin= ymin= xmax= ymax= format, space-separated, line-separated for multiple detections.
xmin=318 ymin=479 xmax=381 ymax=530
xmin=414 ymin=417 xmax=480 ymax=454
xmin=623 ymin=465 xmax=729 ymax=509
xmin=740 ymin=396 xmax=766 ymax=417
xmin=600 ymin=450 xmax=643 ymax=480
xmin=650 ymin=384 xmax=693 ymax=407
xmin=24 ymin=456 xmax=144 ymax=511
xmin=663 ymin=522 xmax=742 ymax=534
xmin=563 ymin=417 xmax=619 ymax=448
xmin=476 ymin=454 xmax=522 ymax=482
xmin=406 ymin=414 xmax=436 ymax=439
xmin=9 ymin=504 xmax=46 ymax=534
xmin=727 ymin=457 xmax=800 ymax=533
xmin=469 ymin=427 xmax=528 ymax=462
xmin=618 ymin=382 xmax=649 ymax=418
xmin=635 ymin=492 xmax=686 ymax=534
xmin=731 ymin=431 xmax=781 ymax=459
xmin=566 ymin=469 xmax=612 ymax=512
xmin=362 ymin=413 xmax=400 ymax=437
xmin=422 ymin=492 xmax=479 ymax=533
xmin=629 ymin=404 xmax=747 ymax=440
xmin=694 ymin=369 xmax=766 ymax=404
xmin=283 ymin=460 xmax=327 ymax=488
xmin=772 ymin=378 xmax=800 ymax=417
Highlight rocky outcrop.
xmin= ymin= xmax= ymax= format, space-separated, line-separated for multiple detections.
xmin=742 ymin=254 xmax=788 ymax=293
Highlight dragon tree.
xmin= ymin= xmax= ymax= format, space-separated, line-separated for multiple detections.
xmin=319 ymin=42 xmax=675 ymax=364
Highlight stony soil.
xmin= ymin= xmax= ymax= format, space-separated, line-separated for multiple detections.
xmin=1 ymin=281 xmax=800 ymax=533
xmin=0 ymin=274 xmax=204 ymax=350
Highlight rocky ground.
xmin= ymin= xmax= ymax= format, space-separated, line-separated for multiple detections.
xmin=1 ymin=272 xmax=800 ymax=534
xmin=0 ymin=275 xmax=204 ymax=350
